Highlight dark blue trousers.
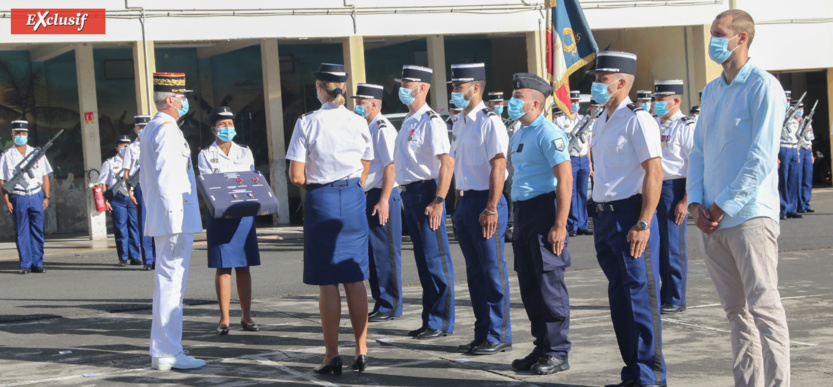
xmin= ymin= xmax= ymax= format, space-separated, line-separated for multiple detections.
xmin=568 ymin=155 xmax=590 ymax=232
xmin=593 ymin=194 xmax=666 ymax=386
xmin=10 ymin=191 xmax=45 ymax=269
xmin=778 ymin=147 xmax=800 ymax=214
xmin=366 ymin=187 xmax=404 ymax=317
xmin=110 ymin=194 xmax=140 ymax=262
xmin=134 ymin=184 xmax=155 ymax=265
xmin=799 ymin=147 xmax=814 ymax=211
xmin=513 ymin=192 xmax=570 ymax=359
xmin=454 ymin=190 xmax=511 ymax=343
xmin=401 ymin=180 xmax=455 ymax=333
xmin=657 ymin=179 xmax=687 ymax=307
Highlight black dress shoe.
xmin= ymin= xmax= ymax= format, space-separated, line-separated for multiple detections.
xmin=351 ymin=354 xmax=368 ymax=372
xmin=531 ymin=355 xmax=569 ymax=375
xmin=471 ymin=341 xmax=512 ymax=355
xmin=143 ymin=264 xmax=152 ymax=271
xmin=779 ymin=213 xmax=786 ymax=220
xmin=457 ymin=339 xmax=484 ymax=353
xmin=31 ymin=267 xmax=46 ymax=273
xmin=408 ymin=326 xmax=427 ymax=337
xmin=511 ymin=352 xmax=541 ymax=371
xmin=797 ymin=209 xmax=806 ymax=214
xmin=368 ymin=311 xmax=394 ymax=322
xmin=605 ymin=381 xmax=638 ymax=387
xmin=217 ymin=324 xmax=229 ymax=335
xmin=241 ymin=319 xmax=260 ymax=332
xmin=313 ymin=356 xmax=343 ymax=375
xmin=118 ymin=261 xmax=127 ymax=267
xmin=129 ymin=259 xmax=142 ymax=265
xmin=805 ymin=208 xmax=815 ymax=213
xmin=577 ymin=229 xmax=594 ymax=236
xmin=787 ymin=212 xmax=804 ymax=219
xmin=660 ymin=304 xmax=686 ymax=314
xmin=20 ymin=269 xmax=30 ymax=275
xmin=568 ymin=230 xmax=577 ymax=237
xmin=416 ymin=328 xmax=449 ymax=340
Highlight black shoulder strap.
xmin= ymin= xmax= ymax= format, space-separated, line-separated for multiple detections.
xmin=300 ymin=111 xmax=314 ymax=118
xmin=238 ymin=143 xmax=249 ymax=148
xmin=425 ymin=110 xmax=440 ymax=120
xmin=626 ymin=103 xmax=644 ymax=113
xmin=481 ymin=108 xmax=498 ymax=118
xmin=377 ymin=120 xmax=388 ymax=128
xmin=681 ymin=116 xmax=694 ymax=126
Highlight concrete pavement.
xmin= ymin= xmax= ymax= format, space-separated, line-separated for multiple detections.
xmin=0 ymin=189 xmax=831 ymax=386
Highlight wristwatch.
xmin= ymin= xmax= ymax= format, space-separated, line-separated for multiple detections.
xmin=636 ymin=220 xmax=650 ymax=230
xmin=44 ymin=195 xmax=50 ymax=199
xmin=434 ymin=196 xmax=444 ymax=204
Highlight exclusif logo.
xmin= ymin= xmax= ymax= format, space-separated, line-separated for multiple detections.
xmin=11 ymin=9 xmax=106 ymax=35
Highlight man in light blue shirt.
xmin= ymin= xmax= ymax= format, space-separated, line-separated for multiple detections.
xmin=687 ymin=9 xmax=791 ymax=387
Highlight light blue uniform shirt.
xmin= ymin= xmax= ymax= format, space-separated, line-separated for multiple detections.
xmin=509 ymin=113 xmax=571 ymax=201
xmin=687 ymin=59 xmax=786 ymax=229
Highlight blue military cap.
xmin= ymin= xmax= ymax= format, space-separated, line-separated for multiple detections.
xmin=791 ymin=100 xmax=804 ymax=108
xmin=134 ymin=115 xmax=151 ymax=126
xmin=395 ymin=65 xmax=433 ymax=84
xmin=487 ymin=92 xmax=504 ymax=102
xmin=350 ymin=83 xmax=384 ymax=100
xmin=784 ymin=90 xmax=792 ymax=99
xmin=690 ymin=105 xmax=700 ymax=114
xmin=595 ymin=51 xmax=637 ymax=75
xmin=313 ymin=63 xmax=349 ymax=83
xmin=512 ymin=73 xmax=553 ymax=97
xmin=209 ymin=106 xmax=235 ymax=126
xmin=636 ymin=90 xmax=653 ymax=100
xmin=449 ymin=63 xmax=485 ymax=83
xmin=654 ymin=79 xmax=684 ymax=96
xmin=116 ymin=134 xmax=132 ymax=143
xmin=11 ymin=120 xmax=28 ymax=131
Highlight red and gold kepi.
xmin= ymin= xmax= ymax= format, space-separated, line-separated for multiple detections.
xmin=152 ymin=72 xmax=192 ymax=93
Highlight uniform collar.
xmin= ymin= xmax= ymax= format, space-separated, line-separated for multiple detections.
xmin=407 ymin=102 xmax=431 ymax=121
xmin=210 ymin=140 xmax=238 ymax=158
xmin=524 ymin=113 xmax=546 ymax=128
xmin=320 ymin=101 xmax=339 ymax=110
xmin=720 ymin=58 xmax=754 ymax=86
xmin=370 ymin=113 xmax=383 ymax=127
xmin=461 ymin=101 xmax=486 ymax=124
xmin=609 ymin=96 xmax=633 ymax=118
xmin=156 ymin=111 xmax=175 ymax=121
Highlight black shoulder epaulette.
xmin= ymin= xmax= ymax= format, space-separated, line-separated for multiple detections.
xmin=425 ymin=110 xmax=441 ymax=120
xmin=300 ymin=111 xmax=314 ymax=118
xmin=238 ymin=143 xmax=249 ymax=148
xmin=378 ymin=120 xmax=388 ymax=128
xmin=481 ymin=108 xmax=498 ymax=118
xmin=681 ymin=116 xmax=695 ymax=126
xmin=626 ymin=103 xmax=644 ymax=113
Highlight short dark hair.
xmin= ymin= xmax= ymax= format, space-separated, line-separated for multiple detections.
xmin=716 ymin=9 xmax=755 ymax=48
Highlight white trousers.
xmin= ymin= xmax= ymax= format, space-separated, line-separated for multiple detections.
xmin=150 ymin=233 xmax=194 ymax=358
xmin=700 ymin=217 xmax=790 ymax=387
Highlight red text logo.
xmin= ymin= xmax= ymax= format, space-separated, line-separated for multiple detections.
xmin=11 ymin=9 xmax=106 ymax=35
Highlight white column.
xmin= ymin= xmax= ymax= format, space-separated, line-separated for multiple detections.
xmin=260 ymin=39 xmax=290 ymax=225
xmin=75 ymin=43 xmax=107 ymax=240
xmin=427 ymin=35 xmax=449 ymax=114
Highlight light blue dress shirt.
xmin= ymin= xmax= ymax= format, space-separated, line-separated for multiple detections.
xmin=687 ymin=59 xmax=787 ymax=229
xmin=509 ymin=113 xmax=571 ymax=202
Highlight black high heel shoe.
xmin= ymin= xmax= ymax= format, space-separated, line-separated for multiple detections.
xmin=241 ymin=319 xmax=259 ymax=332
xmin=313 ymin=356 xmax=343 ymax=375
xmin=217 ymin=323 xmax=229 ymax=335
xmin=352 ymin=354 xmax=368 ymax=372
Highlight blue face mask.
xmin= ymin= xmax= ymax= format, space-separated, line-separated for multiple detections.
xmin=795 ymin=109 xmax=804 ymax=118
xmin=708 ymin=34 xmax=739 ymax=64
xmin=354 ymin=105 xmax=368 ymax=117
xmin=571 ymin=103 xmax=580 ymax=113
xmin=137 ymin=129 xmax=143 ymax=138
xmin=507 ymin=97 xmax=531 ymax=121
xmin=640 ymin=102 xmax=651 ymax=112
xmin=399 ymin=87 xmax=417 ymax=106
xmin=450 ymin=84 xmax=473 ymax=109
xmin=119 ymin=147 xmax=126 ymax=155
xmin=176 ymin=96 xmax=189 ymax=117
xmin=217 ymin=127 xmax=237 ymax=142
xmin=654 ymin=101 xmax=669 ymax=117
xmin=494 ymin=105 xmax=504 ymax=115
xmin=591 ymin=82 xmax=614 ymax=105
xmin=13 ymin=135 xmax=27 ymax=146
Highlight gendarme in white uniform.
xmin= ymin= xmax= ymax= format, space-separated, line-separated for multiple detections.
xmin=557 ymin=113 xmax=591 ymax=157
xmin=656 ymin=111 xmax=694 ymax=181
xmin=590 ymin=97 xmax=662 ymax=202
xmin=122 ymin=140 xmax=142 ymax=177
xmin=139 ymin=111 xmax=203 ymax=237
xmin=98 ymin=154 xmax=127 ymax=188
xmin=0 ymin=146 xmax=53 ymax=191
xmin=197 ymin=141 xmax=255 ymax=175
xmin=394 ymin=103 xmax=451 ymax=185
xmin=285 ymin=102 xmax=373 ymax=183
xmin=781 ymin=118 xmax=800 ymax=146
xmin=365 ymin=113 xmax=398 ymax=191
xmin=450 ymin=101 xmax=508 ymax=191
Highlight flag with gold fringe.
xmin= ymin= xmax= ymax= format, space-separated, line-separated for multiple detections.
xmin=547 ymin=0 xmax=598 ymax=115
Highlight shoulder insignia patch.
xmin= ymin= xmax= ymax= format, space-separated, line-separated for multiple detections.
xmin=554 ymin=137 xmax=566 ymax=152
xmin=626 ymin=103 xmax=644 ymax=113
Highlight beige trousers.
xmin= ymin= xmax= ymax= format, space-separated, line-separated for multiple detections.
xmin=700 ymin=217 xmax=790 ymax=387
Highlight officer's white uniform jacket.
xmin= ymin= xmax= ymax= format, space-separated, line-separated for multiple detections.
xmin=286 ymin=102 xmax=373 ymax=184
xmin=365 ymin=113 xmax=398 ymax=192
xmin=590 ymin=97 xmax=663 ymax=203
xmin=656 ymin=110 xmax=694 ymax=181
xmin=798 ymin=120 xmax=814 ymax=149
xmin=139 ymin=112 xmax=202 ymax=237
xmin=394 ymin=102 xmax=451 ymax=185
xmin=557 ymin=113 xmax=591 ymax=157
xmin=98 ymin=154 xmax=127 ymax=188
xmin=198 ymin=141 xmax=255 ymax=175
xmin=0 ymin=145 xmax=53 ymax=191
xmin=122 ymin=140 xmax=142 ymax=178
xmin=450 ymin=101 xmax=509 ymax=191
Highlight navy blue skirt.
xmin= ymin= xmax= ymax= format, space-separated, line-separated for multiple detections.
xmin=207 ymin=216 xmax=261 ymax=269
xmin=303 ymin=178 xmax=369 ymax=285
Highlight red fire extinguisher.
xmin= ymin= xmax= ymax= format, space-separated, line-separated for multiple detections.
xmin=93 ymin=185 xmax=106 ymax=212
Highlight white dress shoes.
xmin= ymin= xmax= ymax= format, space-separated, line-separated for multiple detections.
xmin=152 ymin=351 xmax=206 ymax=370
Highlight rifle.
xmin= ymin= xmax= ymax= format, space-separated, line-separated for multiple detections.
xmin=797 ymin=100 xmax=818 ymax=141
xmin=103 ymin=171 xmax=129 ymax=201
xmin=567 ymin=107 xmax=605 ymax=155
xmin=2 ymin=129 xmax=64 ymax=194
xmin=126 ymin=168 xmax=140 ymax=189
xmin=781 ymin=92 xmax=806 ymax=142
